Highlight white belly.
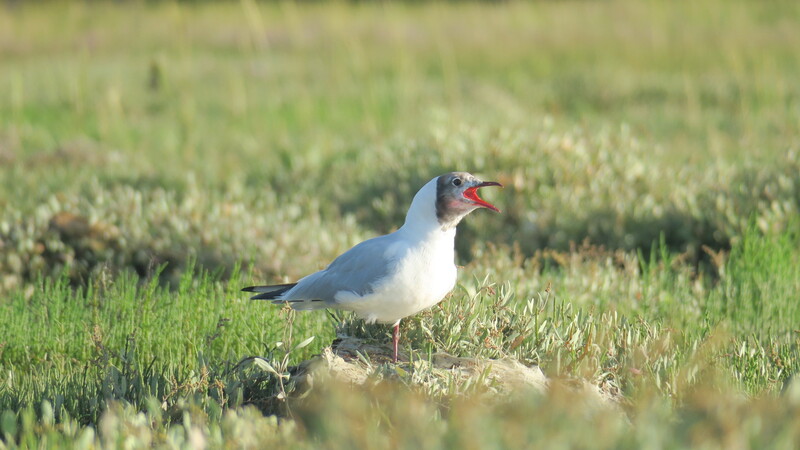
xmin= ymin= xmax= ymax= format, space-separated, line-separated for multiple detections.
xmin=335 ymin=242 xmax=457 ymax=324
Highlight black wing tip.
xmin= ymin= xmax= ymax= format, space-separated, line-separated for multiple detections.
xmin=267 ymin=298 xmax=324 ymax=304
xmin=241 ymin=282 xmax=297 ymax=293
xmin=243 ymin=283 xmax=298 ymax=300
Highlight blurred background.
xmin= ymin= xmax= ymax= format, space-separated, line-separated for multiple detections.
xmin=2 ymin=2 xmax=800 ymax=447
xmin=1 ymin=1 xmax=798 ymax=288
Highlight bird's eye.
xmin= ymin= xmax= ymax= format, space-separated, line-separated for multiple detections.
xmin=452 ymin=178 xmax=462 ymax=187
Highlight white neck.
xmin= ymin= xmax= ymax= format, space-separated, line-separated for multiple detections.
xmin=397 ymin=177 xmax=456 ymax=241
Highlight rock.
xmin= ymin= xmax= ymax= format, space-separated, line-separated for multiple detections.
xmin=286 ymin=336 xmax=626 ymax=415
xmin=292 ymin=336 xmax=549 ymax=397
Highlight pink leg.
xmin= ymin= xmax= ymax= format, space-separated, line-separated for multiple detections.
xmin=392 ymin=322 xmax=400 ymax=363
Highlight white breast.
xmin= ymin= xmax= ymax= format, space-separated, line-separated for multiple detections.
xmin=335 ymin=229 xmax=457 ymax=324
xmin=332 ymin=177 xmax=460 ymax=324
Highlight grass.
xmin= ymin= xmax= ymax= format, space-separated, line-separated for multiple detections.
xmin=1 ymin=228 xmax=799 ymax=447
xmin=1 ymin=0 xmax=800 ymax=447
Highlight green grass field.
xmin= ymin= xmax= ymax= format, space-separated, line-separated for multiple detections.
xmin=2 ymin=1 xmax=800 ymax=448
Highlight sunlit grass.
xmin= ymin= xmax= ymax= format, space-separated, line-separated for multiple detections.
xmin=1 ymin=0 xmax=800 ymax=447
xmin=2 ymin=227 xmax=799 ymax=446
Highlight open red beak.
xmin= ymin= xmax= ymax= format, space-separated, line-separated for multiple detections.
xmin=463 ymin=181 xmax=503 ymax=212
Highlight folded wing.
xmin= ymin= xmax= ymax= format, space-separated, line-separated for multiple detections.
xmin=243 ymin=233 xmax=404 ymax=310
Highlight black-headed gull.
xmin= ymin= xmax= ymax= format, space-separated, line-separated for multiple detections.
xmin=243 ymin=172 xmax=502 ymax=362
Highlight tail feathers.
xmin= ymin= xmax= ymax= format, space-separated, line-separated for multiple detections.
xmin=242 ymin=283 xmax=297 ymax=300
xmin=243 ymin=283 xmax=325 ymax=310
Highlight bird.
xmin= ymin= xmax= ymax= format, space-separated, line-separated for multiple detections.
xmin=243 ymin=172 xmax=502 ymax=363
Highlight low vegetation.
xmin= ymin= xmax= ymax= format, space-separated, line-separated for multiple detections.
xmin=1 ymin=0 xmax=799 ymax=448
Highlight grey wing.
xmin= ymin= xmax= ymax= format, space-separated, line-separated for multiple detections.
xmin=282 ymin=234 xmax=403 ymax=305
